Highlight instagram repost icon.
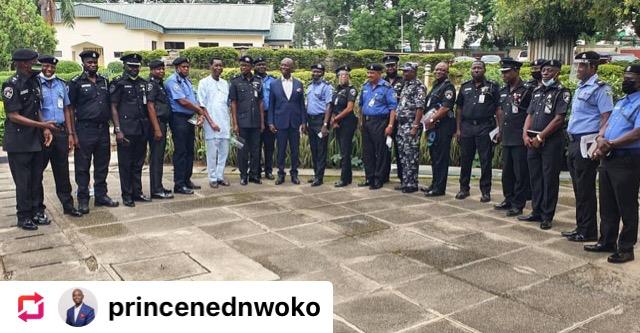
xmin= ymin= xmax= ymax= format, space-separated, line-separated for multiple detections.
xmin=18 ymin=292 xmax=44 ymax=322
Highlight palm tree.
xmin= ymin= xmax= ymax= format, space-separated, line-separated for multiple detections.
xmin=37 ymin=0 xmax=75 ymax=27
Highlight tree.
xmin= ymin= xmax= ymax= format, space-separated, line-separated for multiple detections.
xmin=36 ymin=0 xmax=75 ymax=27
xmin=411 ymin=0 xmax=472 ymax=50
xmin=589 ymin=0 xmax=640 ymax=38
xmin=0 ymin=0 xmax=56 ymax=70
xmin=342 ymin=0 xmax=400 ymax=50
xmin=464 ymin=0 xmax=515 ymax=49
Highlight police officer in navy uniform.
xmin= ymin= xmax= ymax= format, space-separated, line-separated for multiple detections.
xmin=305 ymin=63 xmax=333 ymax=186
xmin=519 ymin=59 xmax=570 ymax=230
xmin=230 ymin=55 xmax=265 ymax=185
xmin=2 ymin=49 xmax=58 ymax=230
xmin=562 ymin=51 xmax=614 ymax=242
xmin=586 ymin=64 xmax=640 ymax=263
xmin=110 ymin=53 xmax=151 ymax=207
xmin=68 ymin=50 xmax=119 ymax=213
xmin=494 ymin=58 xmax=532 ymax=217
xmin=36 ymin=55 xmax=82 ymax=217
xmin=383 ymin=55 xmax=404 ymax=183
xmin=331 ymin=65 xmax=358 ymax=187
xmin=422 ymin=62 xmax=456 ymax=197
xmin=146 ymin=59 xmax=174 ymax=199
xmin=455 ymin=61 xmax=500 ymax=202
xmin=254 ymin=56 xmax=277 ymax=180
xmin=358 ymin=64 xmax=398 ymax=190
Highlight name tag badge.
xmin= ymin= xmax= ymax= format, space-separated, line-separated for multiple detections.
xmin=334 ymin=98 xmax=339 ymax=106
xmin=254 ymin=90 xmax=258 ymax=98
xmin=143 ymin=94 xmax=147 ymax=104
xmin=20 ymin=89 xmax=29 ymax=95
xmin=426 ymin=98 xmax=432 ymax=108
xmin=512 ymin=104 xmax=518 ymax=114
xmin=544 ymin=105 xmax=552 ymax=114
xmin=57 ymin=97 xmax=64 ymax=109
xmin=478 ymin=94 xmax=485 ymax=104
xmin=368 ymin=97 xmax=375 ymax=108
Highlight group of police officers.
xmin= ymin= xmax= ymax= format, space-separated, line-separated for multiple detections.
xmin=3 ymin=48 xmax=640 ymax=264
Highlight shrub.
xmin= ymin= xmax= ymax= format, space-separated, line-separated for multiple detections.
xmin=244 ymin=48 xmax=277 ymax=69
xmin=181 ymin=47 xmax=240 ymax=69
xmin=329 ymin=49 xmax=360 ymax=70
xmin=55 ymin=60 xmax=82 ymax=73
xmin=355 ymin=49 xmax=384 ymax=66
xmin=273 ymin=49 xmax=329 ymax=69
xmin=123 ymin=49 xmax=169 ymax=66
xmin=106 ymin=61 xmax=124 ymax=75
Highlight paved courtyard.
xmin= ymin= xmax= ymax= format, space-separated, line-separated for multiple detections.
xmin=1 ymin=158 xmax=640 ymax=332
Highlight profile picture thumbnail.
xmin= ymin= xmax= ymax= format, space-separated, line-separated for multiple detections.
xmin=58 ymin=288 xmax=96 ymax=327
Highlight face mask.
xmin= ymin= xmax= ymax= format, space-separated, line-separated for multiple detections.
xmin=532 ymin=71 xmax=542 ymax=81
xmin=542 ymin=79 xmax=555 ymax=87
xmin=85 ymin=68 xmax=97 ymax=75
xmin=31 ymin=63 xmax=42 ymax=76
xmin=622 ymin=80 xmax=637 ymax=95
xmin=38 ymin=72 xmax=56 ymax=81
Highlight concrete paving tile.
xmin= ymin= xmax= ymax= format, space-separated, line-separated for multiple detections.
xmin=85 ymin=236 xmax=162 ymax=264
xmin=348 ymin=195 xmax=426 ymax=213
xmin=252 ymin=211 xmax=319 ymax=230
xmin=542 ymin=238 xmax=610 ymax=261
xmin=3 ymin=245 xmax=82 ymax=272
xmin=276 ymin=223 xmax=343 ymax=245
xmin=0 ymin=223 xmax=62 ymax=242
xmin=325 ymin=214 xmax=390 ymax=237
xmin=487 ymin=224 xmax=560 ymax=244
xmin=292 ymin=266 xmax=378 ymax=304
xmin=346 ymin=253 xmax=434 ymax=285
xmin=111 ymin=252 xmax=208 ymax=280
xmin=139 ymin=227 xmax=227 ymax=253
xmin=199 ymin=219 xmax=265 ymax=240
xmin=421 ymin=203 xmax=469 ymax=218
xmin=497 ymin=247 xmax=587 ymax=278
xmin=77 ymin=223 xmax=132 ymax=242
xmin=452 ymin=297 xmax=568 ymax=333
xmin=231 ymin=201 xmax=290 ymax=218
xmin=311 ymin=237 xmax=381 ymax=262
xmin=254 ymin=247 xmax=334 ymax=279
xmin=163 ymin=193 xmax=261 ymax=213
xmin=298 ymin=204 xmax=359 ymax=220
xmin=104 ymin=203 xmax=174 ymax=223
xmin=582 ymin=302 xmax=640 ymax=332
xmin=333 ymin=319 xmax=360 ymax=333
xmin=274 ymin=196 xmax=331 ymax=210
xmin=188 ymin=246 xmax=279 ymax=281
xmin=409 ymin=219 xmax=477 ymax=241
xmin=0 ymin=232 xmax=71 ymax=255
xmin=67 ymin=210 xmax=118 ymax=228
xmin=444 ymin=197 xmax=494 ymax=211
xmin=403 ymin=319 xmax=472 ymax=333
xmin=227 ymin=232 xmax=297 ymax=258
xmin=314 ymin=188 xmax=392 ymax=204
xmin=356 ymin=229 xmax=439 ymax=253
xmin=396 ymin=273 xmax=495 ymax=315
xmin=401 ymin=244 xmax=487 ymax=270
xmin=453 ymin=232 xmax=527 ymax=257
xmin=176 ymin=207 xmax=241 ymax=226
xmin=335 ymin=291 xmax=435 ymax=333
xmin=556 ymin=264 xmax=640 ymax=303
xmin=127 ymin=215 xmax=193 ymax=234
xmin=448 ymin=259 xmax=546 ymax=294
xmin=9 ymin=262 xmax=114 ymax=281
xmin=440 ymin=212 xmax=512 ymax=231
xmin=369 ymin=203 xmax=437 ymax=225
xmin=250 ymin=189 xmax=303 ymax=200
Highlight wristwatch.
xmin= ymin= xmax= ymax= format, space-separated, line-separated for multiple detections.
xmin=114 ymin=127 xmax=121 ymax=134
xmin=323 ymin=122 xmax=328 ymax=127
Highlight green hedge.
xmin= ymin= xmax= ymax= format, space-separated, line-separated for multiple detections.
xmin=123 ymin=49 xmax=169 ymax=66
xmin=180 ymin=47 xmax=240 ymax=69
xmin=55 ymin=60 xmax=82 ymax=73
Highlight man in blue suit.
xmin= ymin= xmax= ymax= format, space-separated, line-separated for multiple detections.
xmin=65 ymin=289 xmax=95 ymax=327
xmin=268 ymin=58 xmax=307 ymax=185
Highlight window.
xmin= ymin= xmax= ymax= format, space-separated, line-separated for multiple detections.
xmin=199 ymin=42 xmax=219 ymax=48
xmin=152 ymin=41 xmax=157 ymax=50
xmin=233 ymin=43 xmax=253 ymax=48
xmin=114 ymin=51 xmax=123 ymax=58
xmin=54 ymin=50 xmax=62 ymax=57
xmin=164 ymin=42 xmax=185 ymax=50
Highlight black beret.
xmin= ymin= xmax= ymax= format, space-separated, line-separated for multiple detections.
xmin=625 ymin=64 xmax=640 ymax=74
xmin=541 ymin=59 xmax=562 ymax=69
xmin=531 ymin=58 xmax=546 ymax=67
xmin=172 ymin=57 xmax=189 ymax=66
xmin=335 ymin=65 xmax=351 ymax=74
xmin=499 ymin=57 xmax=522 ymax=72
xmin=310 ymin=63 xmax=325 ymax=71
xmin=38 ymin=55 xmax=58 ymax=65
xmin=149 ymin=59 xmax=165 ymax=69
xmin=253 ymin=57 xmax=267 ymax=65
xmin=382 ymin=55 xmax=400 ymax=64
xmin=12 ymin=48 xmax=38 ymax=61
xmin=366 ymin=64 xmax=384 ymax=72
xmin=574 ymin=51 xmax=600 ymax=63
xmin=239 ymin=56 xmax=253 ymax=64
xmin=120 ymin=53 xmax=142 ymax=66
xmin=79 ymin=50 xmax=100 ymax=60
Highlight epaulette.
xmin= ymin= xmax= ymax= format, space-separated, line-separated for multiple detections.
xmin=70 ymin=75 xmax=80 ymax=82
xmin=596 ymin=80 xmax=607 ymax=87
xmin=461 ymin=79 xmax=473 ymax=86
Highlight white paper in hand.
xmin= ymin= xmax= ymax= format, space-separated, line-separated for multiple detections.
xmin=489 ymin=127 xmax=500 ymax=143
xmin=580 ymin=134 xmax=598 ymax=158
xmin=386 ymin=136 xmax=393 ymax=149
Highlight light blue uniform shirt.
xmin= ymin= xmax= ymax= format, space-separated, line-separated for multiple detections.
xmin=567 ymin=74 xmax=614 ymax=135
xmin=197 ymin=75 xmax=231 ymax=140
xmin=260 ymin=74 xmax=275 ymax=112
xmin=358 ymin=79 xmax=397 ymax=116
xmin=39 ymin=76 xmax=70 ymax=124
xmin=604 ymin=91 xmax=640 ymax=149
xmin=306 ymin=79 xmax=333 ymax=116
xmin=165 ymin=73 xmax=197 ymax=115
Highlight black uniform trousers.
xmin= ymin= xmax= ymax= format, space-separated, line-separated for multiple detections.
xmin=428 ymin=118 xmax=454 ymax=193
xmin=383 ymin=123 xmax=402 ymax=183
xmin=459 ymin=120 xmax=494 ymax=194
xmin=261 ymin=115 xmax=276 ymax=176
xmin=567 ymin=139 xmax=599 ymax=237
xmin=118 ymin=134 xmax=147 ymax=200
xmin=276 ymin=127 xmax=300 ymax=176
xmin=502 ymin=145 xmax=530 ymax=210
xmin=238 ymin=127 xmax=261 ymax=179
xmin=149 ymin=119 xmax=168 ymax=194
xmin=335 ymin=115 xmax=357 ymax=184
xmin=75 ymin=122 xmax=111 ymax=204
xmin=40 ymin=129 xmax=74 ymax=210
xmin=527 ymin=135 xmax=563 ymax=221
xmin=170 ymin=113 xmax=195 ymax=188
xmin=598 ymin=153 xmax=640 ymax=252
xmin=362 ymin=116 xmax=390 ymax=183
xmin=307 ymin=115 xmax=329 ymax=180
xmin=8 ymin=151 xmax=44 ymax=220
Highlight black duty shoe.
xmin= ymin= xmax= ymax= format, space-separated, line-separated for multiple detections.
xmin=506 ymin=208 xmax=523 ymax=217
xmin=17 ymin=218 xmax=38 ymax=231
xmin=275 ymin=175 xmax=285 ymax=185
xmin=152 ymin=192 xmax=174 ymax=199
xmin=78 ymin=202 xmax=90 ymax=215
xmin=291 ymin=176 xmax=301 ymax=185
xmin=567 ymin=234 xmax=598 ymax=242
xmin=584 ymin=243 xmax=617 ymax=253
xmin=608 ymin=251 xmax=634 ymax=264
xmin=307 ymin=178 xmax=315 ymax=184
xmin=33 ymin=212 xmax=51 ymax=225
xmin=209 ymin=181 xmax=219 ymax=189
xmin=480 ymin=193 xmax=491 ymax=203
xmin=186 ymin=181 xmax=201 ymax=190
xmin=494 ymin=201 xmax=511 ymax=210
xmin=123 ymin=198 xmax=135 ymax=207
xmin=162 ymin=187 xmax=173 ymax=194
xmin=540 ymin=220 xmax=553 ymax=230
xmin=249 ymin=177 xmax=262 ymax=184
xmin=240 ymin=178 xmax=248 ymax=186
xmin=264 ymin=173 xmax=275 ymax=180
xmin=424 ymin=190 xmax=445 ymax=197
xmin=133 ymin=194 xmax=151 ymax=202
xmin=455 ymin=191 xmax=470 ymax=200
xmin=518 ymin=214 xmax=542 ymax=222
xmin=334 ymin=180 xmax=349 ymax=188
xmin=95 ymin=196 xmax=119 ymax=207
xmin=174 ymin=186 xmax=194 ymax=195
xmin=311 ymin=179 xmax=323 ymax=187
xmin=561 ymin=229 xmax=579 ymax=237
xmin=358 ymin=180 xmax=371 ymax=187
xmin=64 ymin=207 xmax=83 ymax=217
xmin=369 ymin=180 xmax=383 ymax=190
xmin=402 ymin=187 xmax=418 ymax=193
xmin=420 ymin=185 xmax=433 ymax=193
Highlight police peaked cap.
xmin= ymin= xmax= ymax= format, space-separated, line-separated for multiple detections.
xmin=541 ymin=59 xmax=562 ymax=69
xmin=79 ymin=50 xmax=100 ymax=60
xmin=335 ymin=65 xmax=351 ymax=74
xmin=625 ymin=64 xmax=640 ymax=74
xmin=382 ymin=55 xmax=400 ymax=64
xmin=38 ymin=55 xmax=58 ymax=65
xmin=239 ymin=56 xmax=253 ymax=64
xmin=253 ymin=57 xmax=267 ymax=65
xmin=531 ymin=58 xmax=546 ymax=67
xmin=149 ymin=60 xmax=165 ymax=69
xmin=12 ymin=48 xmax=38 ymax=61
xmin=499 ymin=57 xmax=522 ymax=72
xmin=121 ymin=53 xmax=142 ymax=66
xmin=172 ymin=57 xmax=190 ymax=66
xmin=366 ymin=64 xmax=384 ymax=72
xmin=574 ymin=51 xmax=600 ymax=64
xmin=310 ymin=63 xmax=325 ymax=71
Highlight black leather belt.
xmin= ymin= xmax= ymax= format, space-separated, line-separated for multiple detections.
xmin=364 ymin=115 xmax=388 ymax=121
xmin=568 ymin=132 xmax=598 ymax=142
xmin=463 ymin=118 xmax=493 ymax=125
xmin=77 ymin=121 xmax=108 ymax=128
